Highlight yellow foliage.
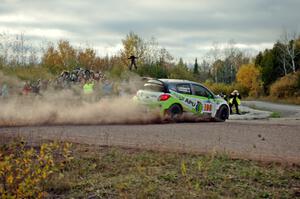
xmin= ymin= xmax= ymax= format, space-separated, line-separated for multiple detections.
xmin=181 ymin=160 xmax=187 ymax=176
xmin=7 ymin=175 xmax=13 ymax=185
xmin=0 ymin=141 xmax=73 ymax=198
xmin=42 ymin=40 xmax=77 ymax=74
xmin=236 ymin=64 xmax=263 ymax=97
xmin=270 ymin=71 xmax=300 ymax=98
xmin=120 ymin=32 xmax=144 ymax=69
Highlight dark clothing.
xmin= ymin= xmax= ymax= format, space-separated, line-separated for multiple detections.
xmin=229 ymin=102 xmax=240 ymax=114
xmin=128 ymin=55 xmax=138 ymax=70
xmin=229 ymin=94 xmax=241 ymax=114
xmin=229 ymin=93 xmax=241 ymax=104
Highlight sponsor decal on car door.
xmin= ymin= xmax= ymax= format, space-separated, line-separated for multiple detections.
xmin=191 ymin=84 xmax=215 ymax=115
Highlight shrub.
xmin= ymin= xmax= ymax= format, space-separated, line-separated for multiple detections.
xmin=108 ymin=65 xmax=125 ymax=79
xmin=270 ymin=71 xmax=300 ymax=98
xmin=137 ymin=63 xmax=168 ymax=78
xmin=204 ymin=82 xmax=248 ymax=97
xmin=1 ymin=66 xmax=53 ymax=81
xmin=0 ymin=141 xmax=73 ymax=198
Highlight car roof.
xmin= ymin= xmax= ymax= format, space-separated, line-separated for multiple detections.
xmin=158 ymin=79 xmax=197 ymax=84
xmin=146 ymin=78 xmax=215 ymax=95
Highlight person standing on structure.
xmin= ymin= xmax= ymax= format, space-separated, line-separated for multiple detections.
xmin=128 ymin=55 xmax=138 ymax=70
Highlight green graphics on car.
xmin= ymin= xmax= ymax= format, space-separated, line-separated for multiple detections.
xmin=134 ymin=79 xmax=230 ymax=122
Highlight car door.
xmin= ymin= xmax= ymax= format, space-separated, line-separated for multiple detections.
xmin=191 ymin=84 xmax=215 ymax=115
xmin=168 ymin=83 xmax=198 ymax=112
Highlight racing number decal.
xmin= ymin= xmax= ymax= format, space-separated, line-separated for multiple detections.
xmin=203 ymin=103 xmax=212 ymax=112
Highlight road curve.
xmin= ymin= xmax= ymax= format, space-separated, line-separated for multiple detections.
xmin=1 ymin=119 xmax=300 ymax=164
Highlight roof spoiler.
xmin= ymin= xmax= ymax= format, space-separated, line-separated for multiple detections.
xmin=141 ymin=77 xmax=156 ymax=81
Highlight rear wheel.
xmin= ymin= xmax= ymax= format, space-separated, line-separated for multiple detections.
xmin=214 ymin=105 xmax=229 ymax=122
xmin=166 ymin=104 xmax=183 ymax=121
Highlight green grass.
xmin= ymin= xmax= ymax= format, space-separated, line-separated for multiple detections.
xmin=270 ymin=112 xmax=281 ymax=118
xmin=45 ymin=144 xmax=300 ymax=198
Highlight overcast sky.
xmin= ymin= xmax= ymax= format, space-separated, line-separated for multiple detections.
xmin=1 ymin=0 xmax=299 ymax=63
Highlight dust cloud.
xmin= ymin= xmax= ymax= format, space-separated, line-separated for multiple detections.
xmin=0 ymin=73 xmax=162 ymax=127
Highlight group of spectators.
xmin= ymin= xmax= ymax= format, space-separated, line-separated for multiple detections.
xmin=55 ymin=67 xmax=104 ymax=89
xmin=0 ymin=67 xmax=129 ymax=100
xmin=55 ymin=67 xmax=121 ymax=99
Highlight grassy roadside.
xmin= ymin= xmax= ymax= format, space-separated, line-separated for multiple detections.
xmin=1 ymin=141 xmax=300 ymax=198
xmin=46 ymin=144 xmax=299 ymax=198
xmin=270 ymin=112 xmax=281 ymax=118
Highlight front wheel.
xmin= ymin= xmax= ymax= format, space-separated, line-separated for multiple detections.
xmin=214 ymin=105 xmax=229 ymax=122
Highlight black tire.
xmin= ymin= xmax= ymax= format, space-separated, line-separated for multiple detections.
xmin=166 ymin=104 xmax=183 ymax=121
xmin=214 ymin=105 xmax=229 ymax=122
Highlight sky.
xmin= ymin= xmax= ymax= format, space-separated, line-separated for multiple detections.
xmin=0 ymin=0 xmax=299 ymax=63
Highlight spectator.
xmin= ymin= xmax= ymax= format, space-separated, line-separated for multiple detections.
xmin=229 ymin=90 xmax=241 ymax=114
xmin=22 ymin=81 xmax=32 ymax=95
xmin=102 ymin=80 xmax=112 ymax=96
xmin=31 ymin=80 xmax=41 ymax=95
xmin=83 ymin=80 xmax=94 ymax=95
xmin=1 ymin=83 xmax=9 ymax=98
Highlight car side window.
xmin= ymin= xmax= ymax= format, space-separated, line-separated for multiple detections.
xmin=176 ymin=84 xmax=192 ymax=95
xmin=168 ymin=83 xmax=177 ymax=92
xmin=192 ymin=84 xmax=212 ymax=98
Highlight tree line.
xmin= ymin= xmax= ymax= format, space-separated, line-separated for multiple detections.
xmin=0 ymin=31 xmax=299 ymax=98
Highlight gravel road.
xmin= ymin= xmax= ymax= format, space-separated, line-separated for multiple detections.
xmin=1 ymin=101 xmax=299 ymax=164
xmin=1 ymin=120 xmax=299 ymax=164
xmin=243 ymin=100 xmax=300 ymax=117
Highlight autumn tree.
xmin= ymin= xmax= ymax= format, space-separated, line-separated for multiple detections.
xmin=206 ymin=40 xmax=249 ymax=84
xmin=57 ymin=40 xmax=77 ymax=69
xmin=279 ymin=30 xmax=300 ymax=73
xmin=0 ymin=33 xmax=39 ymax=67
xmin=206 ymin=42 xmax=222 ymax=82
xmin=158 ymin=48 xmax=173 ymax=67
xmin=42 ymin=44 xmax=61 ymax=74
xmin=236 ymin=63 xmax=263 ymax=97
xmin=120 ymin=32 xmax=146 ymax=69
xmin=211 ymin=59 xmax=224 ymax=83
xmin=42 ymin=40 xmax=78 ymax=74
xmin=198 ymin=60 xmax=211 ymax=82
xmin=78 ymin=48 xmax=96 ymax=70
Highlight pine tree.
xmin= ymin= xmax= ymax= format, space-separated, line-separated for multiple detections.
xmin=193 ymin=58 xmax=199 ymax=74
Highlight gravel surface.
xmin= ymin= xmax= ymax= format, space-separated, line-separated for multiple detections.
xmin=243 ymin=101 xmax=300 ymax=117
xmin=229 ymin=105 xmax=272 ymax=120
xmin=1 ymin=120 xmax=299 ymax=164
